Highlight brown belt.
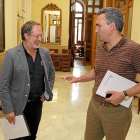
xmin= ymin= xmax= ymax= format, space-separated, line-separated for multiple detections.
xmin=95 ymin=98 xmax=120 ymax=107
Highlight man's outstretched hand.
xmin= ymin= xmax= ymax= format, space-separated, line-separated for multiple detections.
xmin=59 ymin=75 xmax=79 ymax=83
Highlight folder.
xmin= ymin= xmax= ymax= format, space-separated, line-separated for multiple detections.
xmin=96 ymin=70 xmax=137 ymax=108
xmin=0 ymin=115 xmax=30 ymax=139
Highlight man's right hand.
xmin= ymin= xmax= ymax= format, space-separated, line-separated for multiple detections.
xmin=5 ymin=111 xmax=15 ymax=124
xmin=59 ymin=75 xmax=79 ymax=83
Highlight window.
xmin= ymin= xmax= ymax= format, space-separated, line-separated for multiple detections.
xmin=74 ymin=2 xmax=84 ymax=44
xmin=75 ymin=2 xmax=83 ymax=12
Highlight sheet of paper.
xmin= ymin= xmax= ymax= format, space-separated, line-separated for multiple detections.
xmin=0 ymin=115 xmax=30 ymax=140
xmin=96 ymin=70 xmax=137 ymax=108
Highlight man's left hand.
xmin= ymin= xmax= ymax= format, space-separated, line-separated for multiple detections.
xmin=40 ymin=94 xmax=45 ymax=102
xmin=105 ymin=91 xmax=125 ymax=106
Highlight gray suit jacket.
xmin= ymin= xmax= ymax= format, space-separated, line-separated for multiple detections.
xmin=0 ymin=43 xmax=55 ymax=115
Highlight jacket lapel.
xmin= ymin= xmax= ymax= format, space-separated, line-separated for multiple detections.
xmin=39 ymin=47 xmax=48 ymax=75
xmin=39 ymin=47 xmax=53 ymax=100
xmin=17 ymin=43 xmax=30 ymax=82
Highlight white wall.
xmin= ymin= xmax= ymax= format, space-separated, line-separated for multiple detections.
xmin=5 ymin=0 xmax=17 ymax=50
xmin=4 ymin=0 xmax=32 ymax=50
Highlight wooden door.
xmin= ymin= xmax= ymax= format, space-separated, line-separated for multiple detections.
xmin=84 ymin=0 xmax=103 ymax=65
xmin=91 ymin=14 xmax=97 ymax=69
xmin=69 ymin=0 xmax=75 ymax=49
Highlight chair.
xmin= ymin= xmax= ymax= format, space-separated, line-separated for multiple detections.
xmin=49 ymin=49 xmax=58 ymax=53
xmin=134 ymin=74 xmax=140 ymax=114
xmin=134 ymin=95 xmax=140 ymax=114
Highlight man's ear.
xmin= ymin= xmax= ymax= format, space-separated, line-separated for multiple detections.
xmin=24 ymin=33 xmax=29 ymax=40
xmin=110 ymin=22 xmax=116 ymax=31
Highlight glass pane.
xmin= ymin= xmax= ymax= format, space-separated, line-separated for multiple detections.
xmin=116 ymin=1 xmax=119 ymax=7
xmin=75 ymin=2 xmax=83 ymax=12
xmin=95 ymin=0 xmax=100 ymax=6
xmin=75 ymin=19 xmax=78 ymax=44
xmin=50 ymin=26 xmax=56 ymax=42
xmin=75 ymin=19 xmax=77 ymax=26
xmin=57 ymin=16 xmax=60 ymax=24
xmin=75 ymin=14 xmax=82 ymax=17
xmin=127 ymin=7 xmax=132 ymax=39
xmin=88 ymin=0 xmax=93 ymax=5
xmin=79 ymin=19 xmax=82 ymax=23
xmin=74 ymin=27 xmax=77 ymax=44
xmin=88 ymin=7 xmax=93 ymax=13
xmin=73 ymin=5 xmax=75 ymax=11
xmin=120 ymin=1 xmax=125 ymax=6
xmin=116 ymin=0 xmax=127 ymax=7
xmin=94 ymin=7 xmax=99 ymax=13
xmin=78 ymin=24 xmax=82 ymax=41
xmin=50 ymin=15 xmax=56 ymax=24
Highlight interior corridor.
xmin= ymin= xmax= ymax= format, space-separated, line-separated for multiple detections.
xmin=0 ymin=60 xmax=140 ymax=140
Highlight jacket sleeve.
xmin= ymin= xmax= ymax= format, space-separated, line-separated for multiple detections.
xmin=0 ymin=51 xmax=14 ymax=114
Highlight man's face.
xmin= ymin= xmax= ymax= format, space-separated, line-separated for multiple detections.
xmin=95 ymin=13 xmax=111 ymax=42
xmin=27 ymin=25 xmax=43 ymax=49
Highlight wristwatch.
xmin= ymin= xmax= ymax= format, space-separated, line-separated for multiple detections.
xmin=123 ymin=91 xmax=130 ymax=101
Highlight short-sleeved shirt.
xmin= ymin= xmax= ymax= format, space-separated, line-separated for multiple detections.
xmin=93 ymin=35 xmax=140 ymax=103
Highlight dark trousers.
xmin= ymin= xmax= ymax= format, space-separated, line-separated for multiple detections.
xmin=10 ymin=97 xmax=43 ymax=140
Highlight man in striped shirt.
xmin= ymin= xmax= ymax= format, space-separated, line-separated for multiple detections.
xmin=60 ymin=7 xmax=140 ymax=140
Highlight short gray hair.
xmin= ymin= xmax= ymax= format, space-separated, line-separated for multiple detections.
xmin=97 ymin=7 xmax=124 ymax=32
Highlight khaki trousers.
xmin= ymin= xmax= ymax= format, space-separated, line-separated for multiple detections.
xmin=84 ymin=97 xmax=132 ymax=140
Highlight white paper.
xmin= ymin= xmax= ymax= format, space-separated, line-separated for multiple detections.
xmin=96 ymin=70 xmax=137 ymax=108
xmin=0 ymin=115 xmax=30 ymax=140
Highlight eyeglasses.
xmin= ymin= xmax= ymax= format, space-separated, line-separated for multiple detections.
xmin=29 ymin=34 xmax=44 ymax=39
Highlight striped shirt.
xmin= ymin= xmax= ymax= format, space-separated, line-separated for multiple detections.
xmin=93 ymin=35 xmax=140 ymax=104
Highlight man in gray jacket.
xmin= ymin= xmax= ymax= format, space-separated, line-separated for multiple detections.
xmin=0 ymin=21 xmax=55 ymax=140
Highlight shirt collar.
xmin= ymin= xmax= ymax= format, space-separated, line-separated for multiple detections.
xmin=22 ymin=42 xmax=39 ymax=55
